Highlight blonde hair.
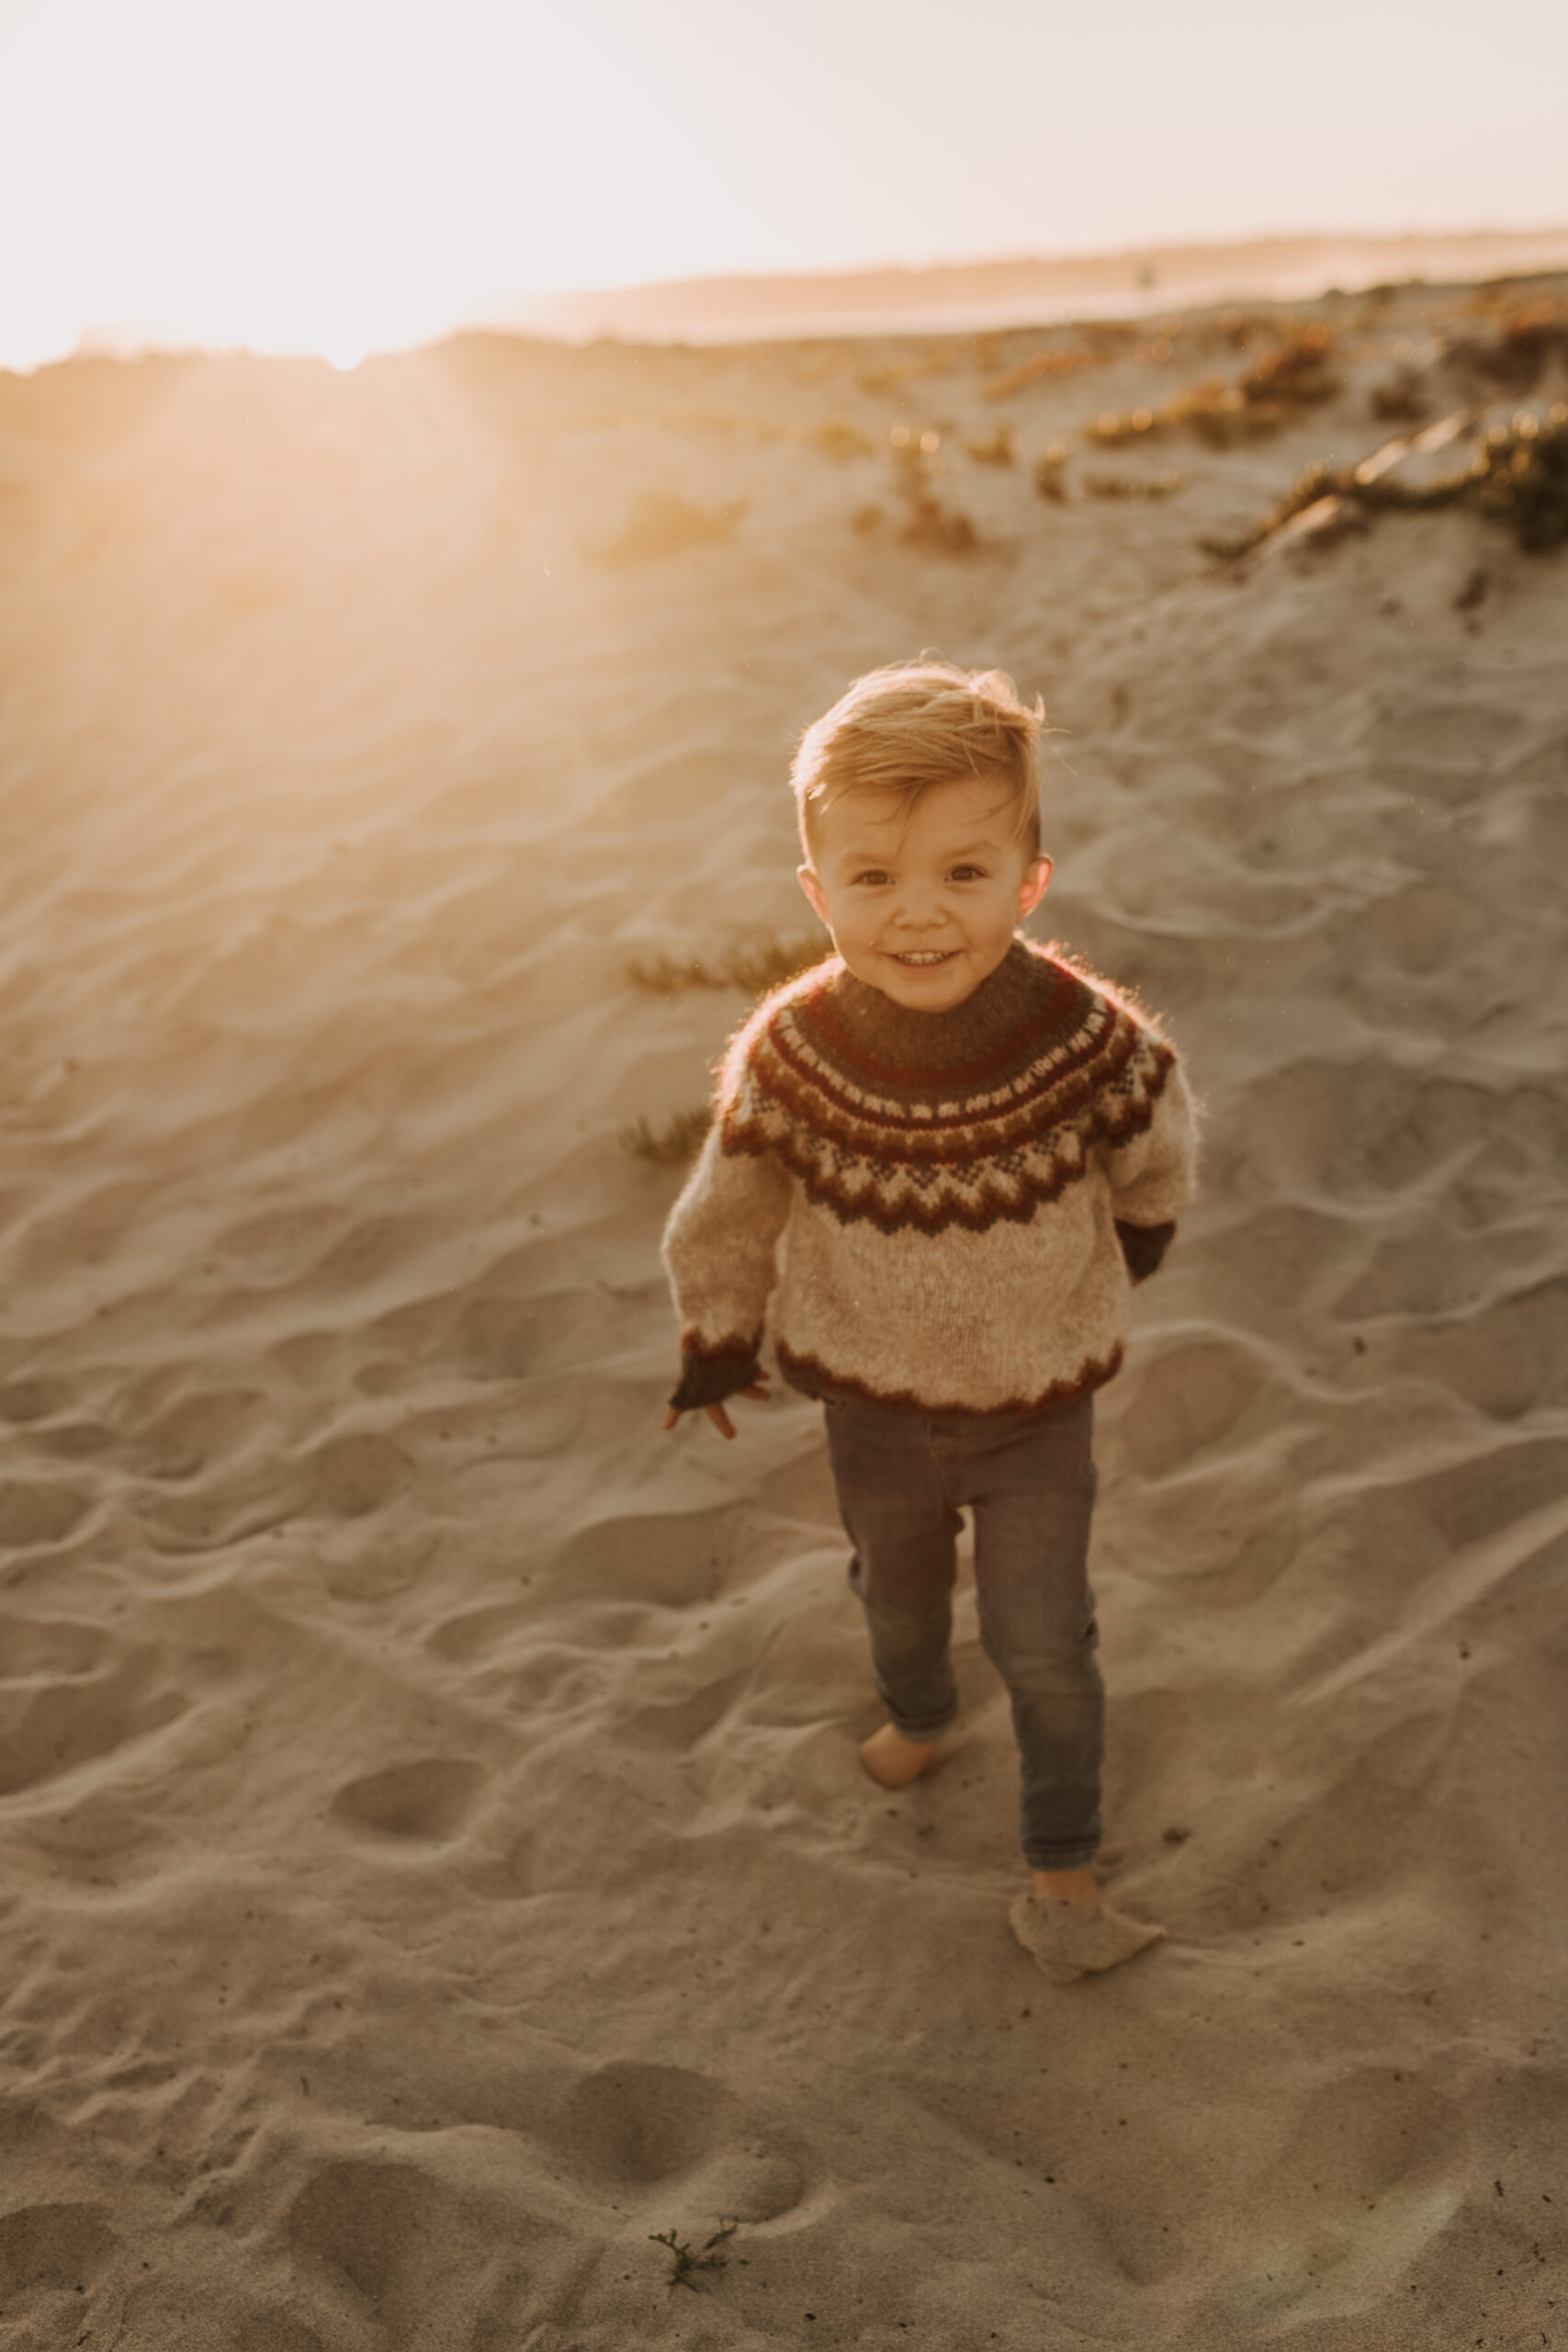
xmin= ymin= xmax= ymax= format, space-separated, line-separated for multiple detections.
xmin=791 ymin=658 xmax=1044 ymax=861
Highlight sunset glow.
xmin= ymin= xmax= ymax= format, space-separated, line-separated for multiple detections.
xmin=3 ymin=0 xmax=1566 ymax=371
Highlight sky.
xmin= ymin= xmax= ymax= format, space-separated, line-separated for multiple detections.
xmin=2 ymin=0 xmax=1565 ymax=370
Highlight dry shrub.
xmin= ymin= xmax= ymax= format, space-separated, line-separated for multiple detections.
xmin=1085 ymin=406 xmax=1167 ymax=450
xmin=858 ymin=348 xmax=956 ymax=397
xmin=809 ymin=420 xmax=875 ymax=459
xmin=1369 ymin=366 xmax=1431 ymax=424
xmin=900 ymin=494 xmax=979 ymax=552
xmin=1201 ymin=402 xmax=1568 ymax=560
xmin=1033 ymin=443 xmax=1070 ymax=502
xmin=1461 ymin=405 xmax=1568 ymax=548
xmin=981 ymin=348 xmax=1101 ymax=400
xmin=1175 ymin=325 xmax=1340 ymax=446
xmin=590 ymin=492 xmax=746 ymax=563
xmin=879 ymin=426 xmax=984 ymax=552
xmin=625 ymin=934 xmax=829 ymax=997
xmin=1444 ymin=299 xmax=1568 ymax=395
xmin=1084 ymin=469 xmax=1189 ymax=502
xmin=1240 ymin=325 xmax=1339 ymax=405
xmin=965 ymin=424 xmax=1015 ymax=466
xmin=1090 ymin=324 xmax=1341 ymax=453
xmin=1198 ymin=463 xmax=1343 ymax=560
xmin=620 ymin=1107 xmax=714 ymax=1164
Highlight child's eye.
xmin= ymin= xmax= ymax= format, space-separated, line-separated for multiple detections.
xmin=949 ymin=865 xmax=987 ymax=882
xmin=851 ymin=868 xmax=892 ymax=887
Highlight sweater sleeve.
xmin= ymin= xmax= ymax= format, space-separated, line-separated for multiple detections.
xmin=660 ymin=1124 xmax=793 ymax=1410
xmin=1106 ymin=1055 xmax=1198 ymax=1283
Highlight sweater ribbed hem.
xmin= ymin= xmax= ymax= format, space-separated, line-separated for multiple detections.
xmin=775 ymin=1337 xmax=1123 ymax=1419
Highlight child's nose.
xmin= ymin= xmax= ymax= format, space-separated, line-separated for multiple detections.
xmin=893 ymin=887 xmax=950 ymax=928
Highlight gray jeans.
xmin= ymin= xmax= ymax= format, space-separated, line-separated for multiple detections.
xmin=824 ymin=1391 xmax=1102 ymax=1871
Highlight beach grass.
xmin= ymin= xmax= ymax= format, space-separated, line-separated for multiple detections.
xmin=624 ymin=933 xmax=829 ymax=997
xmin=619 ymin=1106 xmax=716 ymax=1164
xmin=1200 ymin=401 xmax=1568 ymax=560
xmin=589 ymin=491 xmax=748 ymax=562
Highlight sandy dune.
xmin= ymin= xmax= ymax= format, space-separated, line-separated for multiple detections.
xmin=503 ymin=230 xmax=1568 ymax=344
xmin=1 ymin=275 xmax=1565 ymax=2349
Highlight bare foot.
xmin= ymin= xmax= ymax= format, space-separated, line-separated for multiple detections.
xmin=1031 ymin=1865 xmax=1102 ymax=1911
xmin=1010 ymin=1888 xmax=1166 ymax=1984
xmin=859 ymin=1723 xmax=938 ymax=1789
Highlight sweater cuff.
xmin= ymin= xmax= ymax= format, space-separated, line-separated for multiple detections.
xmin=1115 ymin=1218 xmax=1177 ymax=1284
xmin=669 ymin=1331 xmax=763 ymax=1413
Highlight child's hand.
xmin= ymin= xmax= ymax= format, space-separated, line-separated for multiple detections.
xmin=661 ymin=1375 xmax=772 ymax=1441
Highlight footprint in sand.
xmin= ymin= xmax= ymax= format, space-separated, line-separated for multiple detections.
xmin=1238 ymin=1059 xmax=1495 ymax=1201
xmin=288 ymin=2160 xmax=455 ymax=2313
xmin=424 ymin=1598 xmax=529 ymax=1665
xmin=545 ymin=2060 xmax=734 ymax=2189
xmin=620 ymin=1667 xmax=753 ymax=1753
xmin=0 ymin=2200 xmax=119 ymax=2296
xmin=0 ymin=1476 xmax=92 ymax=1549
xmin=0 ymin=1377 xmax=74 ymax=1425
xmin=547 ymin=1505 xmax=740 ymax=1609
xmin=287 ymin=2158 xmax=526 ymax=2341
xmin=305 ymin=1431 xmax=412 ymax=1519
xmin=1382 ymin=1275 xmax=1568 ymax=1421
xmin=233 ymin=2312 xmax=329 ymax=2352
xmin=1219 ymin=2068 xmax=1468 ymax=2326
xmin=1112 ymin=1334 xmax=1272 ymax=1481
xmin=130 ymin=1387 xmax=269 ymax=1481
xmin=321 ymin=1530 xmax=436 ymax=1602
xmin=536 ymin=2059 xmax=808 ymax=2223
xmin=328 ymin=1758 xmax=486 ymax=1841
xmin=0 ymin=1612 xmax=111 ymax=1679
xmin=0 ymin=1648 xmax=187 ymax=1798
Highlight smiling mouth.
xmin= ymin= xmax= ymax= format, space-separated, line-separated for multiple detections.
xmin=888 ymin=948 xmax=958 ymax=967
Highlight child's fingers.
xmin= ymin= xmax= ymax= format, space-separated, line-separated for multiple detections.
xmin=663 ymin=1387 xmax=767 ymax=1436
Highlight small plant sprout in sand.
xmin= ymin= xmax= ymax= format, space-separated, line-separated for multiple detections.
xmin=649 ymin=2218 xmax=739 ymax=2292
xmin=807 ymin=419 xmax=875 ymax=459
xmin=623 ymin=933 xmax=829 ymax=997
xmin=964 ymin=424 xmax=1014 ymax=466
xmin=886 ymin=424 xmax=982 ymax=552
xmin=1369 ymin=364 xmax=1431 ymax=424
xmin=589 ymin=491 xmax=747 ymax=563
xmin=1033 ymin=442 xmax=1070 ymax=502
xmin=620 ymin=1107 xmax=714 ymax=1165
xmin=1084 ymin=469 xmax=1190 ymax=503
xmin=980 ymin=345 xmax=1101 ymax=399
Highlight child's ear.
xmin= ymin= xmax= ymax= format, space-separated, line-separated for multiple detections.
xmin=797 ymin=865 xmax=830 ymax=927
xmin=1017 ymin=855 xmax=1053 ymax=920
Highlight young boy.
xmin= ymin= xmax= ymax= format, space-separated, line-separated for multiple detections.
xmin=660 ymin=660 xmax=1196 ymax=1984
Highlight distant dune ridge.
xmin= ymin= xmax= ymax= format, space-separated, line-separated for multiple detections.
xmin=503 ymin=227 xmax=1568 ymax=345
xmin=0 ymin=266 xmax=1565 ymax=2347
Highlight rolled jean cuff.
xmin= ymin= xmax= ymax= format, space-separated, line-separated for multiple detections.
xmin=1022 ymin=1840 xmax=1100 ymax=1871
xmin=885 ymin=1701 xmax=960 ymax=1744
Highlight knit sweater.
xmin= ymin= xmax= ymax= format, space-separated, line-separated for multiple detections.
xmin=662 ymin=936 xmax=1196 ymax=1419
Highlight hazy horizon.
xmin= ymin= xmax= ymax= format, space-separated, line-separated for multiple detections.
xmin=4 ymin=0 xmax=1566 ymax=370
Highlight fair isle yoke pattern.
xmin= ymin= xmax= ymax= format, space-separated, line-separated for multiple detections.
xmin=717 ymin=938 xmax=1177 ymax=1236
xmin=662 ymin=933 xmax=1196 ymax=1419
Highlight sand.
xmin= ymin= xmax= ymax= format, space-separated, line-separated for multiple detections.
xmin=1 ymin=274 xmax=1565 ymax=2350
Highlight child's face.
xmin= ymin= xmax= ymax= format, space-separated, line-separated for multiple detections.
xmin=798 ymin=774 xmax=1051 ymax=1012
